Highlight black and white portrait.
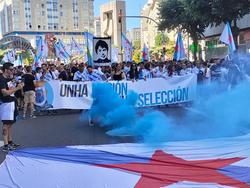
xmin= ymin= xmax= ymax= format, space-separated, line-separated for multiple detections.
xmin=93 ymin=37 xmax=111 ymax=66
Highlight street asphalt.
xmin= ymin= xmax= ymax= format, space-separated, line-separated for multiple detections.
xmin=0 ymin=107 xmax=188 ymax=164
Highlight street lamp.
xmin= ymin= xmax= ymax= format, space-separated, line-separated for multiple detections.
xmin=118 ymin=9 xmax=123 ymax=62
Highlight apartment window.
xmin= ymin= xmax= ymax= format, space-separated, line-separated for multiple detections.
xmin=43 ymin=25 xmax=46 ymax=30
xmin=60 ymin=12 xmax=63 ymax=16
xmin=41 ymin=4 xmax=44 ymax=8
xmin=60 ymin=4 xmax=62 ymax=8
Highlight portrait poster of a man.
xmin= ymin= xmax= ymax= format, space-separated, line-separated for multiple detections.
xmin=93 ymin=37 xmax=111 ymax=66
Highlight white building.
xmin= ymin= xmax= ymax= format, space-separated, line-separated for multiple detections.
xmin=0 ymin=0 xmax=95 ymax=47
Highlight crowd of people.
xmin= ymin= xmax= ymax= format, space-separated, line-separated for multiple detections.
xmin=0 ymin=59 xmax=229 ymax=83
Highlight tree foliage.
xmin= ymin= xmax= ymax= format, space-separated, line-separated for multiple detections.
xmin=210 ymin=0 xmax=250 ymax=25
xmin=155 ymin=33 xmax=169 ymax=47
xmin=210 ymin=0 xmax=250 ymax=38
xmin=158 ymin=0 xmax=211 ymax=60
xmin=133 ymin=40 xmax=141 ymax=50
xmin=158 ymin=0 xmax=250 ymax=59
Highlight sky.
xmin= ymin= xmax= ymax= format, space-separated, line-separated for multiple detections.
xmin=94 ymin=0 xmax=148 ymax=31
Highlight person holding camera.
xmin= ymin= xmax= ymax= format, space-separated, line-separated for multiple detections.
xmin=0 ymin=63 xmax=24 ymax=152
xmin=22 ymin=66 xmax=36 ymax=119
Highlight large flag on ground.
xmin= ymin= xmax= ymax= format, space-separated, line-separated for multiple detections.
xmin=173 ymin=32 xmax=186 ymax=61
xmin=122 ymin=33 xmax=133 ymax=62
xmin=70 ymin=37 xmax=83 ymax=55
xmin=142 ymin=43 xmax=149 ymax=61
xmin=2 ymin=50 xmax=15 ymax=63
xmin=83 ymin=32 xmax=94 ymax=66
xmin=0 ymin=134 xmax=250 ymax=187
xmin=220 ymin=22 xmax=236 ymax=54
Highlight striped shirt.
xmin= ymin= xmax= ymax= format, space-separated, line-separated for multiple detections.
xmin=73 ymin=71 xmax=87 ymax=81
xmin=84 ymin=69 xmax=103 ymax=81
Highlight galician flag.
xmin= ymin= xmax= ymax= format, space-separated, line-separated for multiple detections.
xmin=2 ymin=50 xmax=15 ymax=63
xmin=142 ymin=43 xmax=149 ymax=61
xmin=70 ymin=37 xmax=83 ymax=55
xmin=173 ymin=32 xmax=186 ymax=61
xmin=36 ymin=36 xmax=48 ymax=59
xmin=1 ymin=134 xmax=250 ymax=187
xmin=122 ymin=33 xmax=133 ymax=62
xmin=54 ymin=41 xmax=70 ymax=61
xmin=58 ymin=39 xmax=72 ymax=57
xmin=220 ymin=22 xmax=236 ymax=54
xmin=83 ymin=32 xmax=94 ymax=66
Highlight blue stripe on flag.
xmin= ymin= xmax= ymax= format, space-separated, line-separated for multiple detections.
xmin=219 ymin=165 xmax=250 ymax=185
xmin=11 ymin=147 xmax=150 ymax=165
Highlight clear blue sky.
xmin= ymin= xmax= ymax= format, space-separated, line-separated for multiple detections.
xmin=94 ymin=0 xmax=148 ymax=31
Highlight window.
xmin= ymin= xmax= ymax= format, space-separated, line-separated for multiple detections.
xmin=60 ymin=12 xmax=63 ymax=16
xmin=41 ymin=4 xmax=44 ymax=8
xmin=42 ymin=11 xmax=45 ymax=16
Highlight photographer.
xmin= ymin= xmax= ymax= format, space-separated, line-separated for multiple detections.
xmin=0 ymin=63 xmax=24 ymax=152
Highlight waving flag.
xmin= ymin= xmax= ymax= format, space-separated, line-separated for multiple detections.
xmin=1 ymin=134 xmax=250 ymax=187
xmin=142 ymin=43 xmax=149 ymax=61
xmin=58 ymin=39 xmax=72 ymax=57
xmin=220 ymin=22 xmax=236 ymax=54
xmin=173 ymin=32 xmax=186 ymax=61
xmin=54 ymin=41 xmax=70 ymax=61
xmin=83 ymin=32 xmax=94 ymax=66
xmin=36 ymin=36 xmax=48 ymax=59
xmin=13 ymin=54 xmax=23 ymax=67
xmin=70 ymin=37 xmax=83 ymax=55
xmin=2 ymin=50 xmax=15 ymax=63
xmin=112 ymin=47 xmax=119 ymax=63
xmin=122 ymin=33 xmax=133 ymax=62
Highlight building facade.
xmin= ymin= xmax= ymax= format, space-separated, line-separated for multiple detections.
xmin=100 ymin=0 xmax=126 ymax=62
xmin=0 ymin=0 xmax=94 ymax=47
xmin=140 ymin=0 xmax=177 ymax=48
xmin=130 ymin=28 xmax=141 ymax=44
xmin=100 ymin=0 xmax=126 ymax=47
xmin=94 ymin=16 xmax=101 ymax=37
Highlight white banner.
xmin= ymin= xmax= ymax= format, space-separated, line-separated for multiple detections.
xmin=35 ymin=74 xmax=197 ymax=110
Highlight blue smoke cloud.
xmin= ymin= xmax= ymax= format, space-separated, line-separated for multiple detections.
xmin=83 ymin=55 xmax=250 ymax=143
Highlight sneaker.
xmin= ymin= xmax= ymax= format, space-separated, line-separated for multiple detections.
xmin=1 ymin=145 xmax=15 ymax=153
xmin=29 ymin=115 xmax=36 ymax=119
xmin=9 ymin=142 xmax=21 ymax=148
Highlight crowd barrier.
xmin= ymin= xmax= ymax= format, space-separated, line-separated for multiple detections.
xmin=34 ymin=74 xmax=197 ymax=110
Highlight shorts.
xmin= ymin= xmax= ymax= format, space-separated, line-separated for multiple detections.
xmin=24 ymin=90 xmax=35 ymax=104
xmin=0 ymin=101 xmax=18 ymax=124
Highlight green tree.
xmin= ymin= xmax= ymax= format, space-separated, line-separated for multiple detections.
xmin=133 ymin=40 xmax=141 ymax=50
xmin=155 ymin=33 xmax=169 ymax=47
xmin=159 ymin=0 xmax=211 ymax=60
xmin=210 ymin=0 xmax=250 ymax=45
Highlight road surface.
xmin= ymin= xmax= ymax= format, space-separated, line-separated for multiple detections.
xmin=0 ymin=107 xmax=188 ymax=164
